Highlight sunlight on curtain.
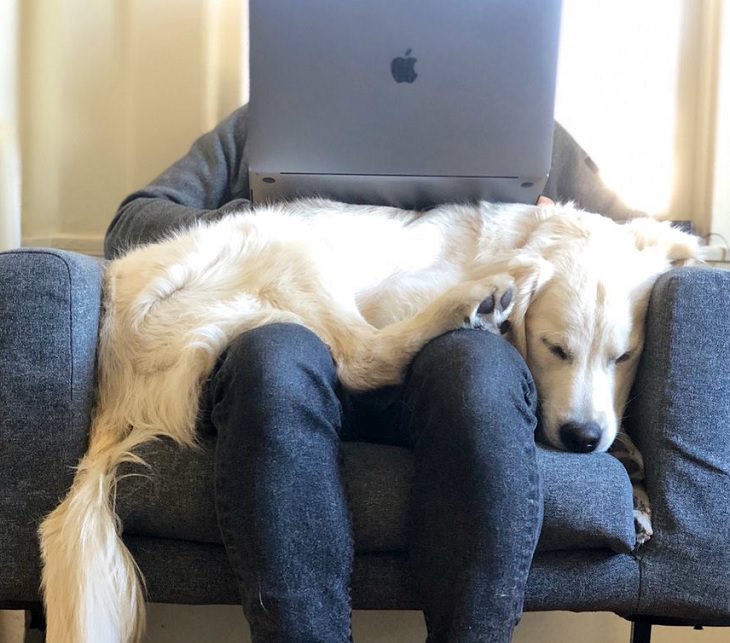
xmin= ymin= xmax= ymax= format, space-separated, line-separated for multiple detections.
xmin=204 ymin=0 xmax=249 ymax=129
xmin=712 ymin=3 xmax=730 ymax=239
xmin=0 ymin=0 xmax=21 ymax=250
xmin=555 ymin=0 xmax=683 ymax=215
xmin=0 ymin=126 xmax=20 ymax=251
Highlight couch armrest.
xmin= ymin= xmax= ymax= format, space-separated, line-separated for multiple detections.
xmin=0 ymin=248 xmax=103 ymax=601
xmin=628 ymin=266 xmax=730 ymax=620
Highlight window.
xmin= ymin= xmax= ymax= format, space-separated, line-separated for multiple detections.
xmin=555 ymin=0 xmax=725 ymax=234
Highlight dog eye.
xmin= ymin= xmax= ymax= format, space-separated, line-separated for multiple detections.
xmin=541 ymin=337 xmax=571 ymax=361
xmin=614 ymin=351 xmax=632 ymax=364
xmin=548 ymin=344 xmax=570 ymax=361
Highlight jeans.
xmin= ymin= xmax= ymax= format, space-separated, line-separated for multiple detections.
xmin=207 ymin=323 xmax=543 ymax=642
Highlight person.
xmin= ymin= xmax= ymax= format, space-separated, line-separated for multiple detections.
xmin=106 ymin=105 xmax=640 ymax=642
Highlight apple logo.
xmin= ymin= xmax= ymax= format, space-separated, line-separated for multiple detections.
xmin=390 ymin=49 xmax=418 ymax=83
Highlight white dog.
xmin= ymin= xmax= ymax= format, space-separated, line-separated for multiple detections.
xmin=39 ymin=199 xmax=698 ymax=643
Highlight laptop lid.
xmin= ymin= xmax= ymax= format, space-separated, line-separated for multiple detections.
xmin=248 ymin=0 xmax=562 ymax=209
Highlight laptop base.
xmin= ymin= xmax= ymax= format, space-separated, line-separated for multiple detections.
xmin=250 ymin=173 xmax=546 ymax=210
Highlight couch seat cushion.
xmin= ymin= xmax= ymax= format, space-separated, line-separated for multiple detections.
xmin=117 ymin=439 xmax=637 ymax=554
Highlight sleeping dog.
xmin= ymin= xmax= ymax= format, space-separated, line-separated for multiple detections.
xmin=39 ymin=199 xmax=699 ymax=643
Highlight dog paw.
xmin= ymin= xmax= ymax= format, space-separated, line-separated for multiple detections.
xmin=462 ymin=275 xmax=515 ymax=334
xmin=632 ymin=483 xmax=653 ymax=546
xmin=634 ymin=509 xmax=653 ymax=546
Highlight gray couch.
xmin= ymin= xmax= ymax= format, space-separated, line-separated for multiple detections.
xmin=2 ymin=247 xmax=730 ymax=641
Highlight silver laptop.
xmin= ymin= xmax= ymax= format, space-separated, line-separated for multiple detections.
xmin=248 ymin=0 xmax=562 ymax=209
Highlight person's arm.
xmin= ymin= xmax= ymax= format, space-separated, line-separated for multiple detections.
xmin=104 ymin=106 xmax=252 ymax=259
xmin=543 ymin=122 xmax=646 ymax=220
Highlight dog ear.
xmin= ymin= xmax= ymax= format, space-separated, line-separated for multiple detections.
xmin=626 ymin=217 xmax=700 ymax=266
xmin=506 ymin=254 xmax=554 ymax=358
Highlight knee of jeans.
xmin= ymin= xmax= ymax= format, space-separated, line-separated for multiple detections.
xmin=211 ymin=323 xmax=338 ymax=399
xmin=408 ymin=329 xmax=537 ymax=416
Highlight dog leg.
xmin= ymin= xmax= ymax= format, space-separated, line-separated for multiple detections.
xmin=331 ymin=274 xmax=515 ymax=391
xmin=632 ymin=483 xmax=654 ymax=545
xmin=608 ymin=430 xmax=654 ymax=546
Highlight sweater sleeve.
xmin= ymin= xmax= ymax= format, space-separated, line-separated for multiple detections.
xmin=543 ymin=122 xmax=646 ymax=220
xmin=104 ymin=105 xmax=252 ymax=259
xmin=105 ymin=110 xmax=641 ymax=259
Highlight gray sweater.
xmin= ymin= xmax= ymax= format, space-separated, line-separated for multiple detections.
xmin=105 ymin=106 xmax=642 ymax=258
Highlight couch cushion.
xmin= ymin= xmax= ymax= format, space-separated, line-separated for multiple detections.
xmin=0 ymin=249 xmax=102 ymax=602
xmin=117 ymin=439 xmax=637 ymax=555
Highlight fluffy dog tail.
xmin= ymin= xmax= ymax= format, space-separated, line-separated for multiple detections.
xmin=39 ymin=419 xmax=152 ymax=643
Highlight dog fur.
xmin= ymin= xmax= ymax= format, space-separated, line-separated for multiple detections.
xmin=39 ymin=199 xmax=699 ymax=643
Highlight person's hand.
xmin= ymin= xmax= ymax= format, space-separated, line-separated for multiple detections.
xmin=537 ymin=196 xmax=555 ymax=206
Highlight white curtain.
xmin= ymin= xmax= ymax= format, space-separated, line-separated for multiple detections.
xmin=556 ymin=0 xmax=727 ymax=233
xmin=0 ymin=127 xmax=21 ymax=251
xmin=0 ymin=0 xmax=20 ymax=251
xmin=13 ymin=0 xmax=726 ymax=247
xmin=555 ymin=0 xmax=683 ymax=216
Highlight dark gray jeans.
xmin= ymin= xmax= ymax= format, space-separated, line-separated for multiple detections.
xmin=207 ymin=323 xmax=543 ymax=642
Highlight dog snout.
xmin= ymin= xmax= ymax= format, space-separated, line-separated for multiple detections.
xmin=559 ymin=421 xmax=602 ymax=453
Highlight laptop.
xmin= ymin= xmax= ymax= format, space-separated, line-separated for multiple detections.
xmin=248 ymin=0 xmax=563 ymax=210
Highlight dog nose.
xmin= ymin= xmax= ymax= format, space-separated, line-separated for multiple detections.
xmin=559 ymin=421 xmax=602 ymax=453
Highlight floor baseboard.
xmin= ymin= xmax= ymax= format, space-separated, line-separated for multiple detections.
xmin=22 ymin=234 xmax=104 ymax=257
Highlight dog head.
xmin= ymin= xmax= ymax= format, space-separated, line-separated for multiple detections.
xmin=507 ymin=206 xmax=699 ymax=453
